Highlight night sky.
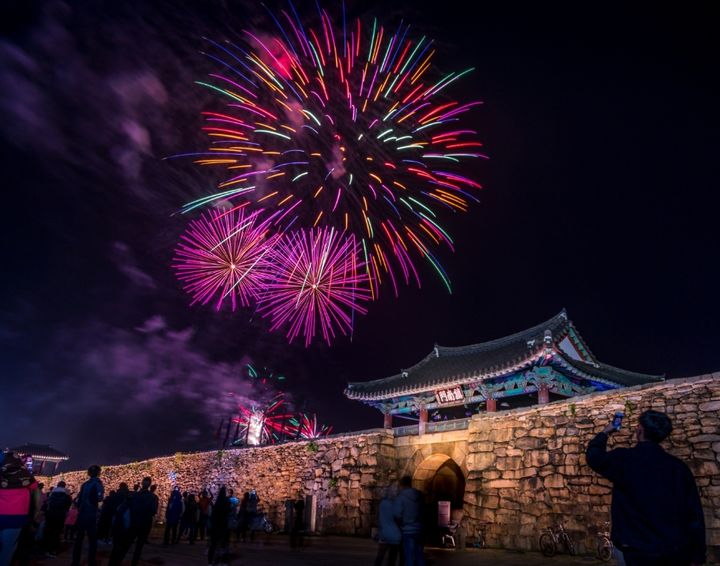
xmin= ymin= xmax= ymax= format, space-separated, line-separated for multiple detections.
xmin=1 ymin=1 xmax=718 ymax=469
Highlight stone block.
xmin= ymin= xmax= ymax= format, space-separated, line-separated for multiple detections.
xmin=485 ymin=479 xmax=517 ymax=489
xmin=543 ymin=474 xmax=565 ymax=489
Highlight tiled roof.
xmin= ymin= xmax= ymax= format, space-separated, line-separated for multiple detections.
xmin=10 ymin=444 xmax=69 ymax=462
xmin=345 ymin=310 xmax=662 ymax=401
xmin=553 ymin=354 xmax=664 ymax=387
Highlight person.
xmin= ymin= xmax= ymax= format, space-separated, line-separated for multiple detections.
xmin=180 ymin=492 xmax=199 ymax=544
xmin=290 ymin=496 xmax=305 ymax=549
xmin=374 ymin=487 xmax=402 ymax=566
xmin=97 ymin=483 xmax=128 ymax=544
xmin=394 ymin=475 xmax=425 ymax=566
xmin=207 ymin=487 xmax=231 ymax=565
xmin=237 ymin=492 xmax=250 ymax=542
xmin=71 ymin=464 xmax=104 ymax=566
xmin=163 ymin=487 xmax=184 ymax=545
xmin=108 ymin=476 xmax=157 ymax=566
xmin=227 ymin=489 xmax=239 ymax=537
xmin=197 ymin=489 xmax=212 ymax=541
xmin=108 ymin=486 xmax=132 ymax=562
xmin=149 ymin=484 xmax=160 ymax=515
xmin=43 ymin=480 xmax=72 ymax=557
xmin=247 ymin=489 xmax=259 ymax=541
xmin=586 ymin=409 xmax=706 ymax=566
xmin=64 ymin=502 xmax=78 ymax=541
xmin=0 ymin=452 xmax=41 ymax=566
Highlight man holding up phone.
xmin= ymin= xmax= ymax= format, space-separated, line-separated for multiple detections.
xmin=586 ymin=409 xmax=706 ymax=566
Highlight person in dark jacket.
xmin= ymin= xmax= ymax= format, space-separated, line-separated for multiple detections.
xmin=180 ymin=493 xmax=199 ymax=544
xmin=108 ymin=476 xmax=157 ymax=566
xmin=394 ymin=476 xmax=425 ymax=566
xmin=43 ymin=481 xmax=72 ymax=556
xmin=71 ymin=464 xmax=104 ymax=566
xmin=208 ymin=487 xmax=231 ymax=565
xmin=374 ymin=487 xmax=402 ymax=566
xmin=586 ymin=409 xmax=706 ymax=566
xmin=97 ymin=483 xmax=128 ymax=544
xmin=163 ymin=487 xmax=184 ymax=545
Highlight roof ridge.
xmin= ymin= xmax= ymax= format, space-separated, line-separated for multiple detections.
xmin=435 ymin=309 xmax=569 ymax=356
xmin=557 ymin=352 xmax=665 ymax=380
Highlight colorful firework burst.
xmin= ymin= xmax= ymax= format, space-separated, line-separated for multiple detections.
xmin=172 ymin=3 xmax=485 ymax=345
xmin=258 ymin=227 xmax=370 ymax=346
xmin=289 ymin=413 xmax=332 ymax=439
xmin=173 ymin=208 xmax=278 ymax=311
xmin=181 ymin=4 xmax=484 ymax=300
xmin=232 ymin=394 xmax=294 ymax=445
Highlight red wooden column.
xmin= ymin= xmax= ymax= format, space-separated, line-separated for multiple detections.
xmin=418 ymin=405 xmax=429 ymax=435
xmin=486 ymin=397 xmax=497 ymax=412
xmin=538 ymin=383 xmax=550 ymax=405
xmin=383 ymin=412 xmax=393 ymax=429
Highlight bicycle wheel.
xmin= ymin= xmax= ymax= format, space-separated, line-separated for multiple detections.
xmin=564 ymin=535 xmax=577 ymax=556
xmin=263 ymin=520 xmax=274 ymax=534
xmin=539 ymin=533 xmax=557 ymax=557
xmin=597 ymin=539 xmax=613 ymax=562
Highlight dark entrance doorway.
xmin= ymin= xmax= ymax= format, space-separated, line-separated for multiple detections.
xmin=412 ymin=454 xmax=466 ymax=544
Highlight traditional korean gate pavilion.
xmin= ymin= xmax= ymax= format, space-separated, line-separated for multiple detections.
xmin=345 ymin=310 xmax=664 ymax=432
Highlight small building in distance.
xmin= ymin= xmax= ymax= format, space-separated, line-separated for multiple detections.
xmin=345 ymin=310 xmax=664 ymax=432
xmin=10 ymin=443 xmax=69 ymax=475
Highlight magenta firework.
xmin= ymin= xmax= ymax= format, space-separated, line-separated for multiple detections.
xmin=173 ymin=3 xmax=484 ymax=344
xmin=173 ymin=208 xmax=277 ymax=311
xmin=259 ymin=227 xmax=369 ymax=346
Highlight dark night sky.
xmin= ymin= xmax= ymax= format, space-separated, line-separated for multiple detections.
xmin=1 ymin=1 xmax=718 ymax=469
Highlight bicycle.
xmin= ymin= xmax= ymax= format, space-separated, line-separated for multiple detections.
xmin=539 ymin=522 xmax=577 ymax=557
xmin=596 ymin=521 xmax=614 ymax=562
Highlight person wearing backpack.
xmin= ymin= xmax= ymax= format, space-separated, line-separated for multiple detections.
xmin=43 ymin=481 xmax=72 ymax=557
xmin=71 ymin=465 xmax=104 ymax=566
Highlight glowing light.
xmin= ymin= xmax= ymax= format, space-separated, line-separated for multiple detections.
xmin=173 ymin=209 xmax=278 ymax=311
xmin=172 ymin=7 xmax=486 ymax=344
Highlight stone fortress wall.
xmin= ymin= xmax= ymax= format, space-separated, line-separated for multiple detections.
xmin=50 ymin=373 xmax=720 ymax=555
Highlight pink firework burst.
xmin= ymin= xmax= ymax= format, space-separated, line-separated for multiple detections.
xmin=290 ymin=413 xmax=333 ymax=440
xmin=173 ymin=208 xmax=278 ymax=311
xmin=233 ymin=394 xmax=294 ymax=445
xmin=259 ymin=227 xmax=370 ymax=346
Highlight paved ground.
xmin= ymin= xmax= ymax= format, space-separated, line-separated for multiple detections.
xmin=29 ymin=534 xmax=614 ymax=565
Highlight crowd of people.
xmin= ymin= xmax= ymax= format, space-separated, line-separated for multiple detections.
xmin=0 ymin=457 xmax=276 ymax=566
xmin=0 ymin=409 xmax=708 ymax=566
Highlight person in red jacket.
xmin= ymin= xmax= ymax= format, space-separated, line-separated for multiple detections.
xmin=0 ymin=451 xmax=40 ymax=566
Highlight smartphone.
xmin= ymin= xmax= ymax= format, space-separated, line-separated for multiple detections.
xmin=612 ymin=412 xmax=624 ymax=431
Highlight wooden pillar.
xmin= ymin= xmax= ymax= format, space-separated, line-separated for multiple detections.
xmin=538 ymin=383 xmax=550 ymax=405
xmin=383 ymin=412 xmax=393 ymax=429
xmin=486 ymin=397 xmax=497 ymax=412
xmin=418 ymin=405 xmax=428 ymax=435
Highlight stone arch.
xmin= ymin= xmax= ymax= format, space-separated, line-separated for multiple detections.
xmin=411 ymin=453 xmax=466 ymax=512
xmin=400 ymin=441 xmax=468 ymax=481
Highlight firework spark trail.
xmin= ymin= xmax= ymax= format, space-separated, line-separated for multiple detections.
xmin=173 ymin=208 xmax=279 ymax=311
xmin=258 ymin=227 xmax=369 ymax=346
xmin=182 ymin=7 xmax=483 ymax=291
xmin=289 ymin=413 xmax=332 ymax=439
xmin=172 ymin=4 xmax=485 ymax=344
xmin=232 ymin=393 xmax=295 ymax=445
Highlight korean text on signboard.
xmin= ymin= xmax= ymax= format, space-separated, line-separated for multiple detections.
xmin=435 ymin=386 xmax=464 ymax=405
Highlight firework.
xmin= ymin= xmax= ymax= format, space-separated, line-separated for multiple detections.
xmin=173 ymin=208 xmax=278 ymax=311
xmin=233 ymin=394 xmax=294 ymax=445
xmin=290 ymin=413 xmax=332 ymax=439
xmin=183 ymin=6 xmax=484 ymax=299
xmin=258 ymin=227 xmax=369 ymax=346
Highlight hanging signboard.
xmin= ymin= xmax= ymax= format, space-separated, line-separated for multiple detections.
xmin=435 ymin=386 xmax=465 ymax=405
